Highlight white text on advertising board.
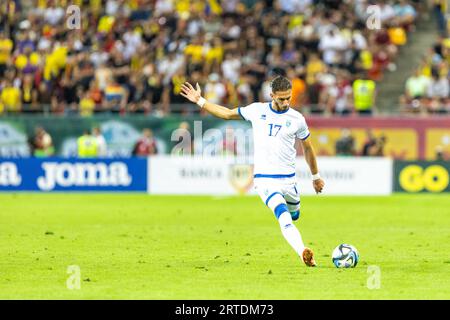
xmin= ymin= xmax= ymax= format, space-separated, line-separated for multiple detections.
xmin=37 ymin=162 xmax=132 ymax=191
xmin=0 ymin=162 xmax=22 ymax=186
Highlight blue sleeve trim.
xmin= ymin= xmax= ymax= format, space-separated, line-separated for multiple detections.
xmin=237 ymin=107 xmax=246 ymax=120
xmin=300 ymin=132 xmax=310 ymax=140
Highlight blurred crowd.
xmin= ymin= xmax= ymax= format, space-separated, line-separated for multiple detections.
xmin=0 ymin=0 xmax=425 ymax=117
xmin=400 ymin=34 xmax=450 ymax=114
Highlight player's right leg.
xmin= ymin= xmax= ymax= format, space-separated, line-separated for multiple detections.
xmin=254 ymin=179 xmax=316 ymax=267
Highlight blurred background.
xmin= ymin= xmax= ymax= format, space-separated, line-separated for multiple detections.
xmin=0 ymin=1 xmax=448 ymax=194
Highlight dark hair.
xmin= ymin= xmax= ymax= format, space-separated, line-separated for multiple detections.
xmin=271 ymin=76 xmax=292 ymax=93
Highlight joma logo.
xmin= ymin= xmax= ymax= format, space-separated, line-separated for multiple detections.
xmin=37 ymin=162 xmax=132 ymax=191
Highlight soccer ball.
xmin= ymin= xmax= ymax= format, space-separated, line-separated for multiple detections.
xmin=332 ymin=244 xmax=359 ymax=268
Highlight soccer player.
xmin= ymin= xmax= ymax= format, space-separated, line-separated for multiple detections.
xmin=180 ymin=76 xmax=325 ymax=267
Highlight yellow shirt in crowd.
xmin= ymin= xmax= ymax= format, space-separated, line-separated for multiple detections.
xmin=43 ymin=46 xmax=68 ymax=81
xmin=0 ymin=38 xmax=13 ymax=64
xmin=306 ymin=59 xmax=325 ymax=85
xmin=388 ymin=27 xmax=407 ymax=46
xmin=1 ymin=86 xmax=21 ymax=112
xmin=205 ymin=46 xmax=223 ymax=64
xmin=184 ymin=44 xmax=204 ymax=64
xmin=80 ymin=97 xmax=96 ymax=117
xmin=176 ymin=0 xmax=222 ymax=17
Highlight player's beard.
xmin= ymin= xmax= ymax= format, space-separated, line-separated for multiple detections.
xmin=274 ymin=100 xmax=289 ymax=111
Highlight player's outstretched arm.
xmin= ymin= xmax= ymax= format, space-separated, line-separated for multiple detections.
xmin=301 ymin=137 xmax=325 ymax=194
xmin=180 ymin=82 xmax=241 ymax=120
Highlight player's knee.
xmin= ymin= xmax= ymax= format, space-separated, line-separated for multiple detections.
xmin=286 ymin=200 xmax=300 ymax=214
xmin=274 ymin=203 xmax=289 ymax=220
xmin=291 ymin=210 xmax=300 ymax=221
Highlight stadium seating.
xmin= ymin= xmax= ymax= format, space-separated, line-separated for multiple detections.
xmin=400 ymin=35 xmax=450 ymax=114
xmin=0 ymin=0 xmax=429 ymax=116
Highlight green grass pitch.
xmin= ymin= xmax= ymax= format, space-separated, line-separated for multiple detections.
xmin=0 ymin=193 xmax=449 ymax=299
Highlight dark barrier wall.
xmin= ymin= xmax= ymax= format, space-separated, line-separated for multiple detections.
xmin=394 ymin=161 xmax=450 ymax=193
xmin=0 ymin=158 xmax=148 ymax=192
xmin=0 ymin=115 xmax=449 ymax=160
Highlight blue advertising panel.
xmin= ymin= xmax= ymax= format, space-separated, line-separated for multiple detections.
xmin=0 ymin=158 xmax=148 ymax=192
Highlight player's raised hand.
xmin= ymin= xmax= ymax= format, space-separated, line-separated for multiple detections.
xmin=180 ymin=82 xmax=202 ymax=104
xmin=313 ymin=178 xmax=325 ymax=194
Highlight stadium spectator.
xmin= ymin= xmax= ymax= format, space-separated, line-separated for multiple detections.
xmin=362 ymin=130 xmax=387 ymax=157
xmin=433 ymin=0 xmax=447 ymax=36
xmin=221 ymin=125 xmax=238 ymax=156
xmin=159 ymin=50 xmax=184 ymax=81
xmin=204 ymin=73 xmax=227 ymax=105
xmin=318 ymin=27 xmax=349 ymax=68
xmin=79 ymin=90 xmax=96 ymax=117
xmin=0 ymin=31 xmax=13 ymax=77
xmin=132 ymin=128 xmax=158 ymax=156
xmin=405 ymin=69 xmax=431 ymax=100
xmin=0 ymin=79 xmax=22 ymax=113
xmin=222 ymin=52 xmax=241 ymax=86
xmin=335 ymin=129 xmax=356 ymax=156
xmin=435 ymin=145 xmax=445 ymax=161
xmin=352 ymin=74 xmax=377 ymax=115
xmin=30 ymin=126 xmax=54 ymax=157
xmin=362 ymin=130 xmax=377 ymax=156
xmin=287 ymin=68 xmax=306 ymax=110
xmin=77 ymin=130 xmax=98 ymax=158
xmin=373 ymin=135 xmax=387 ymax=157
xmin=426 ymin=70 xmax=449 ymax=113
xmin=104 ymin=78 xmax=129 ymax=114
xmin=326 ymin=72 xmax=353 ymax=115
xmin=393 ymin=0 xmax=417 ymax=29
xmin=235 ymin=74 xmax=254 ymax=105
xmin=21 ymin=74 xmax=39 ymax=113
xmin=92 ymin=127 xmax=108 ymax=157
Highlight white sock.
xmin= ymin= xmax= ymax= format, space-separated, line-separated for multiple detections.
xmin=278 ymin=211 xmax=305 ymax=256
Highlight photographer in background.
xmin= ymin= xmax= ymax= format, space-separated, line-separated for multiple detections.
xmin=335 ymin=128 xmax=356 ymax=156
xmin=362 ymin=130 xmax=387 ymax=156
xmin=30 ymin=126 xmax=54 ymax=157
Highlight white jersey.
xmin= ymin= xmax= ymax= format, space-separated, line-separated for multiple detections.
xmin=238 ymin=102 xmax=310 ymax=178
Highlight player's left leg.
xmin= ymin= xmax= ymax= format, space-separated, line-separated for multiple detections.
xmin=281 ymin=181 xmax=316 ymax=267
xmin=255 ymin=179 xmax=314 ymax=265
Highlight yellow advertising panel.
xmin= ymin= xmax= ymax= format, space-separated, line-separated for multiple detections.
xmin=308 ymin=128 xmax=418 ymax=159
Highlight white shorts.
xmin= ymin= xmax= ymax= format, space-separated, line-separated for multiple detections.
xmin=253 ymin=177 xmax=301 ymax=214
